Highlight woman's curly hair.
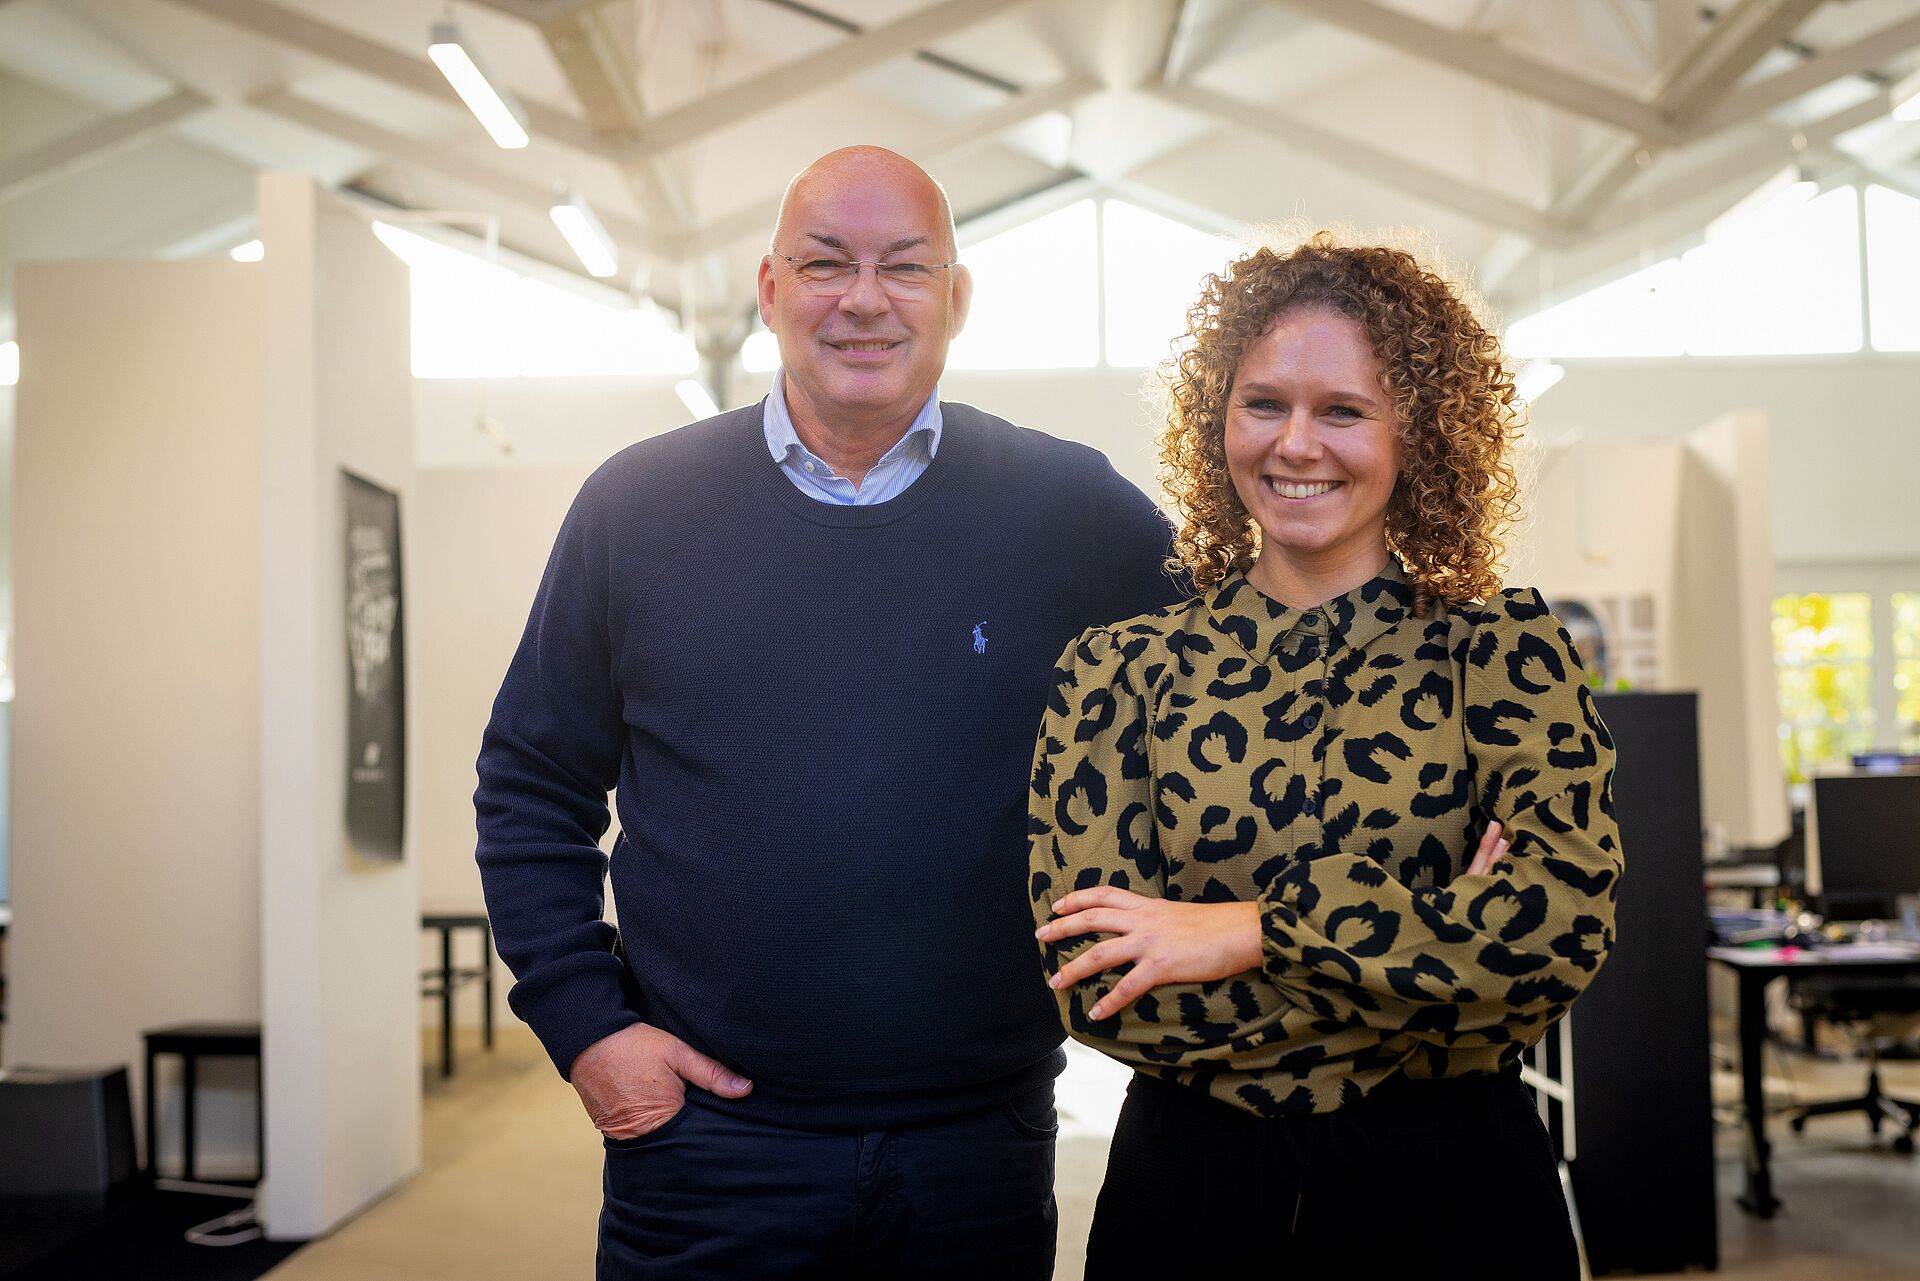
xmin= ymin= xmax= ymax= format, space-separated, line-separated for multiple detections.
xmin=1159 ymin=229 xmax=1522 ymax=613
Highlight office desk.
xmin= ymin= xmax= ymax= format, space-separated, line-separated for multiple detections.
xmin=1708 ymin=944 xmax=1920 ymax=1217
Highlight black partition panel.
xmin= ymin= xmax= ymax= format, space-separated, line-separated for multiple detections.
xmin=1574 ymin=691 xmax=1718 ymax=1274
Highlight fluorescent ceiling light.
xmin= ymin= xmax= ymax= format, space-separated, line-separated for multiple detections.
xmin=1894 ymin=66 xmax=1920 ymax=122
xmin=428 ymin=21 xmax=530 ymax=149
xmin=550 ymin=189 xmax=618 ymax=278
xmin=0 ymin=341 xmax=17 ymax=388
xmin=229 ymin=239 xmax=264 ymax=262
xmin=1513 ymin=359 xmax=1565 ymax=406
xmin=676 ymin=379 xmax=720 ymax=420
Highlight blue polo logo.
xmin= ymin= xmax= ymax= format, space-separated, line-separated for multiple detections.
xmin=972 ymin=622 xmax=988 ymax=655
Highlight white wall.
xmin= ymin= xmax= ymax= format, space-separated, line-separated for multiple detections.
xmin=8 ymin=259 xmax=264 ymax=1175
xmin=256 ymin=173 xmax=420 ymax=1239
xmin=412 ymin=466 xmax=591 ymax=1028
xmin=1519 ymin=420 xmax=1790 ymax=848
xmin=1529 ymin=356 xmax=1920 ymax=567
xmin=1675 ymin=416 xmax=1790 ymax=849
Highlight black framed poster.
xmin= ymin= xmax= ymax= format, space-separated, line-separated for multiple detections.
xmin=343 ymin=469 xmax=405 ymax=860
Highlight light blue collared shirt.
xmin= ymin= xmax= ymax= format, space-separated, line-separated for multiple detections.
xmin=763 ymin=371 xmax=941 ymax=506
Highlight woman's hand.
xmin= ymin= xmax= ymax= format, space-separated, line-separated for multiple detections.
xmin=1037 ymin=888 xmax=1263 ymax=1021
xmin=1036 ymin=823 xmax=1511 ymax=1020
xmin=1468 ymin=820 xmax=1508 ymax=877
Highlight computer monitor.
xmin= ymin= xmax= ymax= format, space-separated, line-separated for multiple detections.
xmin=1807 ymin=771 xmax=1920 ymax=921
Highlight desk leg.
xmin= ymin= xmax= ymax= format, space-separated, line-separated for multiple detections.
xmin=144 ymin=1046 xmax=157 ymax=1182
xmin=441 ymin=925 xmax=455 ymax=1078
xmin=1737 ymin=972 xmax=1780 ymax=1218
xmin=182 ymin=1054 xmax=198 ymax=1184
xmin=482 ymin=924 xmax=495 ymax=1051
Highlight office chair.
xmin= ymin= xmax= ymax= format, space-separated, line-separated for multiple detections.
xmin=1787 ymin=976 xmax=1920 ymax=1153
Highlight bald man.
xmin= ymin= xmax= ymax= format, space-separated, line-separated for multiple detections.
xmin=476 ymin=147 xmax=1183 ymax=1279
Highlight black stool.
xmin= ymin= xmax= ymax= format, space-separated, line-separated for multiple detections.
xmin=421 ymin=912 xmax=495 ymax=1078
xmin=141 ymin=1023 xmax=263 ymax=1184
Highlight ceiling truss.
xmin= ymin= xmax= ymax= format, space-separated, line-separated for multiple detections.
xmin=0 ymin=0 xmax=1915 ymax=320
xmin=0 ymin=88 xmax=211 ymax=205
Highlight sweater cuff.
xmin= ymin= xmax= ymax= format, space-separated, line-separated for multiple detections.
xmin=506 ymin=955 xmax=644 ymax=1080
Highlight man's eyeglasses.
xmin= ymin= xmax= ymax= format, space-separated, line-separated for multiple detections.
xmin=776 ymin=254 xmax=957 ymax=296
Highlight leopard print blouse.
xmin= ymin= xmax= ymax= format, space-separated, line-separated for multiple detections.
xmin=1028 ymin=562 xmax=1622 ymax=1117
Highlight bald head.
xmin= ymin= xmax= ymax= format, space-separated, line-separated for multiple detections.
xmin=758 ymin=145 xmax=972 ymax=452
xmin=771 ymin=146 xmax=958 ymax=261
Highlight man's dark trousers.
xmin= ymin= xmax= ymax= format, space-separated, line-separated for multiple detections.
xmin=596 ymin=1083 xmax=1059 ymax=1279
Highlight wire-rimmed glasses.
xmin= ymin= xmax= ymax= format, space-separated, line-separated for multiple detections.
xmin=775 ymin=253 xmax=957 ymax=296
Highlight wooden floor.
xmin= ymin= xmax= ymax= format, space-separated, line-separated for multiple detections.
xmin=258 ymin=1025 xmax=1920 ymax=1281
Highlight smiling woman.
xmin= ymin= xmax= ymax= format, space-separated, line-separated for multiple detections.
xmin=1029 ymin=231 xmax=1617 ymax=1280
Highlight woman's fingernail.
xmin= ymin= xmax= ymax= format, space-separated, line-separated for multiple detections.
xmin=1089 ymin=1004 xmax=1105 ymax=1019
xmin=1048 ymin=975 xmax=1062 ymax=989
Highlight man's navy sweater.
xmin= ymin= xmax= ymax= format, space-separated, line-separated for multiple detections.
xmin=475 ymin=400 xmax=1184 ymax=1129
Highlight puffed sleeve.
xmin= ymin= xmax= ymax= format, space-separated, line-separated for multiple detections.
xmin=1030 ymin=626 xmax=1267 ymax=1067
xmin=1255 ymin=589 xmax=1622 ymax=1051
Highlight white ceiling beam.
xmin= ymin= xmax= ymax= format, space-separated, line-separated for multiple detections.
xmin=1652 ymin=0 xmax=1697 ymax=68
xmin=1540 ymin=0 xmax=1823 ymax=233
xmin=0 ymin=88 xmax=212 ymax=204
xmin=1152 ymin=81 xmax=1570 ymax=242
xmin=1585 ymin=89 xmax=1890 ymax=239
xmin=918 ymin=74 xmax=1100 ymax=156
xmin=1263 ymin=0 xmax=1682 ymax=143
xmin=247 ymin=89 xmax=671 ymax=259
xmin=1545 ymin=137 xmax=1646 ymax=229
xmin=618 ymin=0 xmax=1039 ymax=163
xmin=1654 ymin=0 xmax=1826 ymax=129
xmin=461 ymin=0 xmax=607 ymax=21
xmin=157 ymin=0 xmax=614 ymax=161
xmin=1697 ymin=11 xmax=1920 ymax=134
xmin=532 ymin=7 xmax=696 ymax=234
xmin=1487 ymin=95 xmax=1891 ymax=306
xmin=683 ymin=75 xmax=1102 ymax=257
xmin=530 ymin=5 xmax=726 ymax=312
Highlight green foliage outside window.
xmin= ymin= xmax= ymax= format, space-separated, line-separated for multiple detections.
xmin=1773 ymin=593 xmax=1874 ymax=783
xmin=1896 ymin=593 xmax=1920 ymax=752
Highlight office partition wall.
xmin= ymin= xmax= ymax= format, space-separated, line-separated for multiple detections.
xmin=1574 ymin=691 xmax=1718 ymax=1274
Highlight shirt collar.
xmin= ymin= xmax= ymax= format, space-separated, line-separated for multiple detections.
xmin=764 ymin=370 xmax=942 ymax=470
xmin=1204 ymin=559 xmax=1414 ymax=661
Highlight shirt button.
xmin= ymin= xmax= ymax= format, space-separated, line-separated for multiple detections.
xmin=803 ymin=461 xmax=818 ymax=474
xmin=1302 ymin=708 xmax=1321 ymax=731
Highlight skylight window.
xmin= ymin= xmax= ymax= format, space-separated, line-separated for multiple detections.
xmin=1680 ymin=185 xmax=1860 ymax=356
xmin=1506 ymin=183 xmax=1882 ymax=360
xmin=1101 ymin=200 xmax=1240 ymax=368
xmin=371 ymin=222 xmax=697 ymax=379
xmin=1866 ymin=184 xmax=1920 ymax=352
xmin=1505 ymin=260 xmax=1686 ymax=358
xmin=946 ymin=199 xmax=1100 ymax=371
